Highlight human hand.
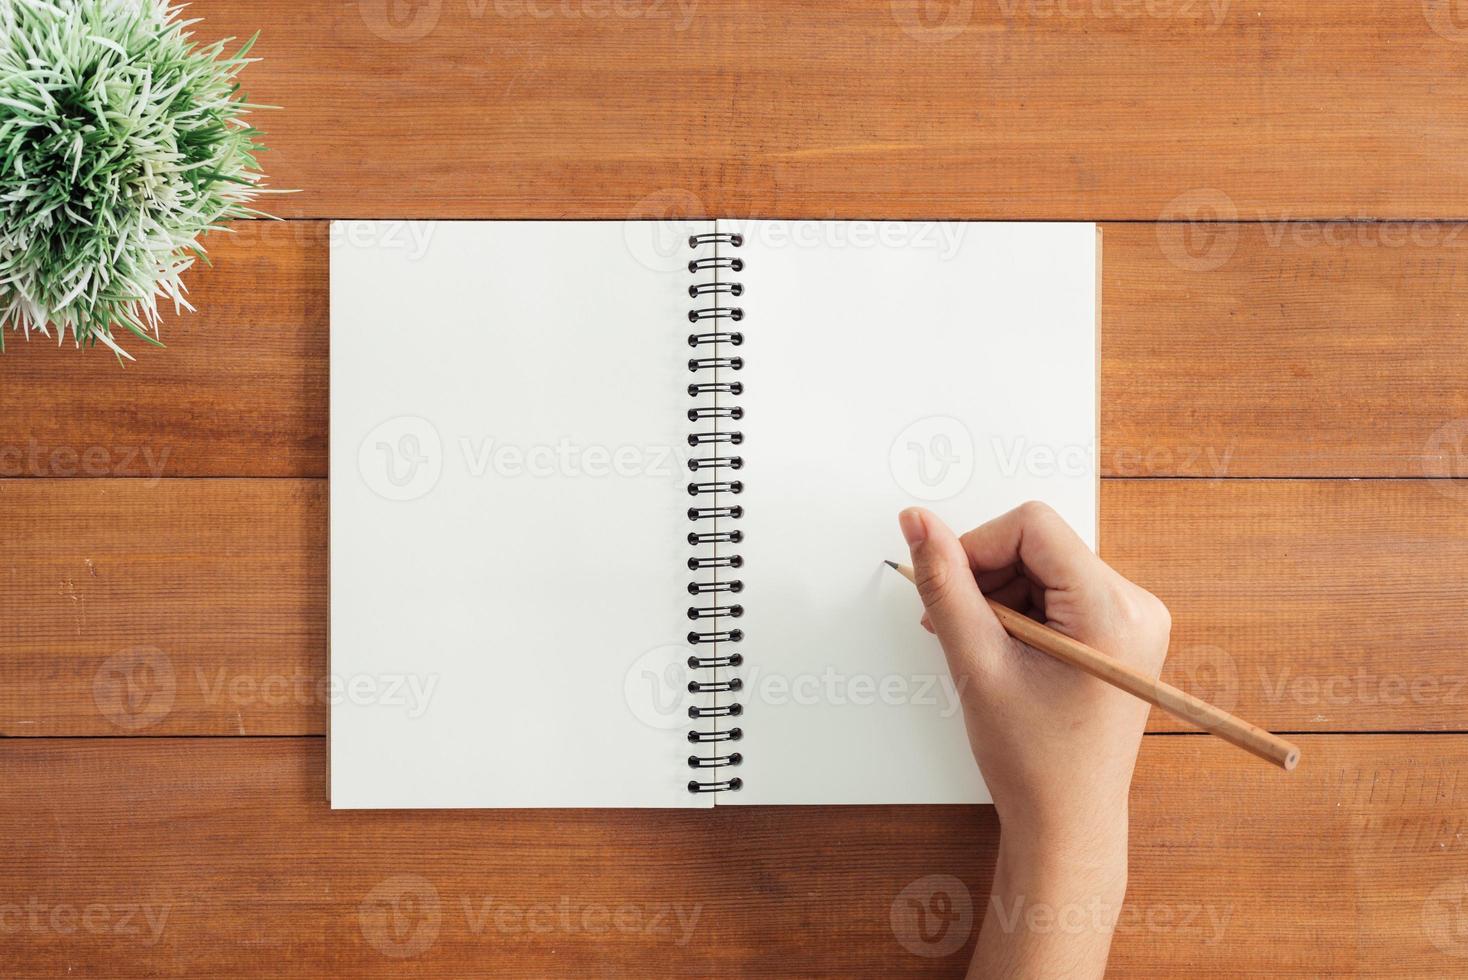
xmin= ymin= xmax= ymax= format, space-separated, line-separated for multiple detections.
xmin=898 ymin=502 xmax=1171 ymax=978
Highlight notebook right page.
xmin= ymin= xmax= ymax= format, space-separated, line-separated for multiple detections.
xmin=724 ymin=221 xmax=1097 ymax=806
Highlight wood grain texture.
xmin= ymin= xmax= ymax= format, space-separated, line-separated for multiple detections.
xmin=3 ymin=478 xmax=1463 ymax=736
xmin=0 ymin=735 xmax=1461 ymax=978
xmin=0 ymin=223 xmax=328 ymax=478
xmin=1101 ymin=223 xmax=1468 ymax=477
xmin=1 ymin=1 xmax=1460 ymax=976
xmin=7 ymin=221 xmax=1468 ymax=479
xmin=1107 ymin=480 xmax=1468 ymax=734
xmin=0 ymin=480 xmax=325 ymax=737
xmin=176 ymin=0 xmax=1468 ymax=219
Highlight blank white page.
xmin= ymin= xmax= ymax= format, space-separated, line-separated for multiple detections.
xmin=330 ymin=220 xmax=710 ymax=808
xmin=723 ymin=221 xmax=1098 ymax=806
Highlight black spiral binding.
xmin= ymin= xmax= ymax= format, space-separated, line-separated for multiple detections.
xmin=685 ymin=229 xmax=746 ymax=795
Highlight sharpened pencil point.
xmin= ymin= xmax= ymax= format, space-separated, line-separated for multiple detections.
xmin=883 ymin=559 xmax=899 ymax=570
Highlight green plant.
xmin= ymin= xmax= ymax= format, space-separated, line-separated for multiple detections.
xmin=0 ymin=0 xmax=273 ymax=358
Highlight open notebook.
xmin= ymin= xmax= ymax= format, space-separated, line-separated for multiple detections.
xmin=329 ymin=220 xmax=1098 ymax=808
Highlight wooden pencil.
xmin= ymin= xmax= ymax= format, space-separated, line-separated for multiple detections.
xmin=884 ymin=560 xmax=1300 ymax=771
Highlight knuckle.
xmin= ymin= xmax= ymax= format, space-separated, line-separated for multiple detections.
xmin=1109 ymin=584 xmax=1146 ymax=625
xmin=1111 ymin=582 xmax=1171 ymax=638
xmin=914 ymin=560 xmax=952 ymax=609
xmin=1150 ymin=592 xmax=1173 ymax=636
xmin=1016 ymin=499 xmax=1057 ymax=524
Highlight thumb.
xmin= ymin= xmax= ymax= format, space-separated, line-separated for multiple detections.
xmin=898 ymin=508 xmax=999 ymax=654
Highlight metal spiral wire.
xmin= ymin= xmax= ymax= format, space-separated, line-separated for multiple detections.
xmin=685 ymin=230 xmax=746 ymax=794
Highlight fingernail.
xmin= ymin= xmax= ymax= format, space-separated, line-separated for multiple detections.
xmin=898 ymin=508 xmax=927 ymax=547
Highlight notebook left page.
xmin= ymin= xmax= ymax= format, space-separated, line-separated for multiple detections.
xmin=330 ymin=220 xmax=709 ymax=808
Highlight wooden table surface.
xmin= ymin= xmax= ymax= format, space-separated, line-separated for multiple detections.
xmin=4 ymin=2 xmax=1468 ymax=976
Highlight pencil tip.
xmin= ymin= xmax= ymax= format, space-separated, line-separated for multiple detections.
xmin=883 ymin=559 xmax=899 ymax=570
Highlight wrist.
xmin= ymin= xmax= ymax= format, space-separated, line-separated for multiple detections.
xmin=972 ymin=802 xmax=1133 ymax=978
xmin=984 ymin=828 xmax=1129 ymax=952
xmin=995 ymin=809 xmax=1130 ymax=897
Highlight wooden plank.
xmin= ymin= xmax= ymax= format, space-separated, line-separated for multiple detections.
xmin=1105 ymin=480 xmax=1468 ymax=735
xmin=7 ymin=222 xmax=1467 ymax=478
xmin=174 ymin=0 xmax=1468 ymax=219
xmin=1101 ymin=223 xmax=1468 ymax=477
xmin=3 ymin=478 xmax=1463 ymax=736
xmin=0 ymin=480 xmax=325 ymax=737
xmin=0 ymin=223 xmax=328 ymax=479
xmin=0 ymin=735 xmax=1461 ymax=977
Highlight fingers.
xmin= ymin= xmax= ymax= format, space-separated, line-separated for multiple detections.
xmin=958 ymin=500 xmax=1101 ymax=592
xmin=899 ymin=507 xmax=1005 ymax=654
xmin=973 ymin=564 xmax=1020 ymax=595
xmin=986 ymin=575 xmax=1036 ymax=617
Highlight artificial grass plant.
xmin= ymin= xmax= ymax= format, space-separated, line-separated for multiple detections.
xmin=0 ymin=0 xmax=273 ymax=358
